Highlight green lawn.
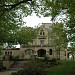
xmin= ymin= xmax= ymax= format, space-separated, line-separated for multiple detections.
xmin=47 ymin=60 xmax=75 ymax=75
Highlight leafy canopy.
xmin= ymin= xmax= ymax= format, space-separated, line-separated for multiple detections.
xmin=0 ymin=0 xmax=37 ymax=44
xmin=0 ymin=0 xmax=75 ymax=46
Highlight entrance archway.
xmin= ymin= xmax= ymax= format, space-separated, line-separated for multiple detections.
xmin=38 ymin=49 xmax=46 ymax=57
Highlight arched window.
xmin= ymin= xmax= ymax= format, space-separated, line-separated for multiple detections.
xmin=25 ymin=49 xmax=34 ymax=55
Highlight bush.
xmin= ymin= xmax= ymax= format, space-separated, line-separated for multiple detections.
xmin=45 ymin=58 xmax=61 ymax=68
xmin=9 ymin=55 xmax=20 ymax=61
xmin=11 ymin=72 xmax=17 ymax=75
xmin=11 ymin=61 xmax=47 ymax=75
xmin=13 ymin=55 xmax=20 ymax=61
xmin=0 ymin=60 xmax=6 ymax=71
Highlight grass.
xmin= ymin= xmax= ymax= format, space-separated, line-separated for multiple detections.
xmin=47 ymin=60 xmax=75 ymax=75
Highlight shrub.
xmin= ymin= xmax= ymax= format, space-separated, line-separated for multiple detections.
xmin=13 ymin=55 xmax=20 ymax=61
xmin=0 ymin=60 xmax=7 ymax=71
xmin=11 ymin=72 xmax=17 ymax=75
xmin=45 ymin=58 xmax=61 ymax=68
xmin=9 ymin=55 xmax=20 ymax=61
xmin=11 ymin=61 xmax=47 ymax=75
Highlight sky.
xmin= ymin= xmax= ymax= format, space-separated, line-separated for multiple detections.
xmin=23 ymin=13 xmax=52 ymax=27
xmin=23 ymin=13 xmax=66 ymax=28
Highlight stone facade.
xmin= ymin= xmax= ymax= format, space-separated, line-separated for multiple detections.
xmin=1 ymin=23 xmax=74 ymax=60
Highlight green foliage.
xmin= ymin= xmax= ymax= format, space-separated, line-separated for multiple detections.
xmin=9 ymin=55 xmax=20 ymax=61
xmin=43 ymin=57 xmax=61 ymax=68
xmin=11 ymin=59 xmax=61 ymax=75
xmin=0 ymin=0 xmax=75 ymax=48
xmin=0 ymin=45 xmax=3 ymax=55
xmin=51 ymin=23 xmax=68 ymax=59
xmin=43 ymin=0 xmax=75 ymax=44
xmin=52 ymin=22 xmax=68 ymax=49
xmin=0 ymin=0 xmax=38 ymax=44
xmin=11 ymin=61 xmax=47 ymax=75
xmin=15 ymin=27 xmax=37 ymax=44
xmin=0 ymin=60 xmax=6 ymax=71
xmin=13 ymin=55 xmax=20 ymax=61
xmin=48 ymin=60 xmax=75 ymax=75
xmin=0 ymin=0 xmax=33 ymax=17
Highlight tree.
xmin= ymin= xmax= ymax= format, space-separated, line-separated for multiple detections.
xmin=0 ymin=45 xmax=2 ymax=55
xmin=52 ymin=23 xmax=68 ymax=59
xmin=0 ymin=0 xmax=75 ymax=47
xmin=0 ymin=0 xmax=37 ymax=44
xmin=0 ymin=0 xmax=32 ymax=17
xmin=40 ymin=0 xmax=75 ymax=46
xmin=15 ymin=27 xmax=37 ymax=45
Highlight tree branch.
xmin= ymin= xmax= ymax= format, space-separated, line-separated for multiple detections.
xmin=0 ymin=0 xmax=32 ymax=17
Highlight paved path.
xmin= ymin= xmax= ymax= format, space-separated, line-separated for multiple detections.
xmin=0 ymin=70 xmax=17 ymax=75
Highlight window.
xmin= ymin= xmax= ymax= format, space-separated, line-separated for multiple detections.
xmin=5 ymin=52 xmax=12 ymax=55
xmin=25 ymin=50 xmax=34 ymax=55
xmin=40 ymin=32 xmax=42 ymax=35
xmin=5 ymin=52 xmax=7 ymax=55
xmin=49 ymin=49 xmax=52 ymax=55
xmin=10 ymin=52 xmax=12 ymax=55
xmin=43 ymin=32 xmax=45 ymax=35
xmin=8 ymin=52 xmax=9 ymax=55
xmin=64 ymin=51 xmax=66 ymax=56
xmin=40 ymin=40 xmax=44 ymax=45
xmin=40 ymin=32 xmax=45 ymax=35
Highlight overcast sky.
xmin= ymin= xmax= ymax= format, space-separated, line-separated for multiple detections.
xmin=23 ymin=13 xmax=52 ymax=27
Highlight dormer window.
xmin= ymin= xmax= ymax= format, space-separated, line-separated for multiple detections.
xmin=40 ymin=32 xmax=45 ymax=35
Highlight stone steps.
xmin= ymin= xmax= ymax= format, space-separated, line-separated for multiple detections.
xmin=10 ymin=61 xmax=29 ymax=70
